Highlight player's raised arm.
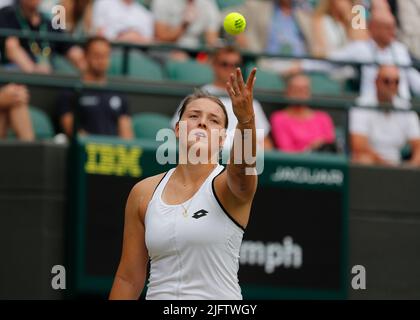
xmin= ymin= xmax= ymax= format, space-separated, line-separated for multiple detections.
xmin=225 ymin=67 xmax=258 ymax=202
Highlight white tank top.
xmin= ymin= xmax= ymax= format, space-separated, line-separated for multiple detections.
xmin=144 ymin=164 xmax=245 ymax=300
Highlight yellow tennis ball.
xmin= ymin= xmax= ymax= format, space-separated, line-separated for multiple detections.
xmin=223 ymin=12 xmax=246 ymax=36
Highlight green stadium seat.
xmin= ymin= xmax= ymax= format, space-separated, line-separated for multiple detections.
xmin=136 ymin=0 xmax=149 ymax=8
xmin=128 ymin=51 xmax=165 ymax=81
xmin=7 ymin=106 xmax=54 ymax=140
xmin=246 ymin=64 xmax=285 ymax=91
xmin=308 ymin=73 xmax=342 ymax=96
xmin=132 ymin=112 xmax=172 ymax=139
xmin=217 ymin=0 xmax=245 ymax=10
xmin=108 ymin=50 xmax=164 ymax=81
xmin=165 ymin=59 xmax=213 ymax=85
xmin=52 ymin=55 xmax=79 ymax=75
xmin=108 ymin=50 xmax=123 ymax=76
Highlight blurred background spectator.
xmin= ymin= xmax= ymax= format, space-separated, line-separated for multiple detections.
xmin=397 ymin=0 xmax=420 ymax=61
xmin=0 ymin=83 xmax=34 ymax=141
xmin=0 ymin=0 xmax=13 ymax=10
xmin=371 ymin=0 xmax=394 ymax=14
xmin=311 ymin=0 xmax=369 ymax=58
xmin=152 ymin=0 xmax=221 ymax=48
xmin=92 ymin=0 xmax=154 ymax=44
xmin=350 ymin=65 xmax=420 ymax=166
xmin=0 ymin=0 xmax=86 ymax=73
xmin=38 ymin=0 xmax=59 ymax=17
xmin=0 ymin=0 xmax=419 ymax=157
xmin=171 ymin=46 xmax=273 ymax=151
xmin=57 ymin=36 xmax=133 ymax=139
xmin=234 ymin=0 xmax=313 ymax=56
xmin=270 ymin=73 xmax=336 ymax=153
xmin=302 ymin=11 xmax=420 ymax=100
xmin=61 ymin=0 xmax=94 ymax=38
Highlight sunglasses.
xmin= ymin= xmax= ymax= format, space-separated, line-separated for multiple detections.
xmin=381 ymin=77 xmax=400 ymax=85
xmin=217 ymin=61 xmax=241 ymax=69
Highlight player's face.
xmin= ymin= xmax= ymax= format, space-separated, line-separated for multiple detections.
xmin=86 ymin=41 xmax=111 ymax=77
xmin=176 ymin=98 xmax=227 ymax=161
xmin=213 ymin=53 xmax=242 ymax=84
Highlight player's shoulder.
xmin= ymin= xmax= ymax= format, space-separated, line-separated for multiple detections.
xmin=127 ymin=171 xmax=170 ymax=219
xmin=130 ymin=171 xmax=168 ymax=198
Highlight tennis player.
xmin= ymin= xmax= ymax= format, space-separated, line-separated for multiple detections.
xmin=109 ymin=68 xmax=258 ymax=299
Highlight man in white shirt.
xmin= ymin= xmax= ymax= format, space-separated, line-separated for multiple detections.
xmin=302 ymin=12 xmax=420 ymax=100
xmin=350 ymin=65 xmax=420 ymax=166
xmin=92 ymin=0 xmax=154 ymax=44
xmin=171 ymin=46 xmax=273 ymax=151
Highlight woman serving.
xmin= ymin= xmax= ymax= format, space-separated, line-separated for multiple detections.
xmin=109 ymin=68 xmax=258 ymax=300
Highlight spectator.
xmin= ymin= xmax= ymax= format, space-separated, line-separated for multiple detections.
xmin=0 ymin=83 xmax=34 ymax=141
xmin=371 ymin=0 xmax=394 ymax=14
xmin=171 ymin=46 xmax=273 ymax=151
xmin=302 ymin=11 xmax=420 ymax=100
xmin=234 ymin=0 xmax=313 ymax=55
xmin=38 ymin=0 xmax=59 ymax=17
xmin=270 ymin=74 xmax=336 ymax=153
xmin=397 ymin=0 xmax=420 ymax=61
xmin=350 ymin=65 xmax=420 ymax=166
xmin=0 ymin=0 xmax=86 ymax=73
xmin=311 ymin=0 xmax=369 ymax=58
xmin=57 ymin=36 xmax=133 ymax=139
xmin=152 ymin=0 xmax=221 ymax=48
xmin=92 ymin=0 xmax=154 ymax=44
xmin=0 ymin=0 xmax=13 ymax=10
xmin=60 ymin=0 xmax=93 ymax=38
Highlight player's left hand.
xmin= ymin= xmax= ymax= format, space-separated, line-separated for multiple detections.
xmin=227 ymin=67 xmax=257 ymax=124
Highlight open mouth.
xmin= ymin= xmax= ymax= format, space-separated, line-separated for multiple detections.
xmin=194 ymin=132 xmax=207 ymax=138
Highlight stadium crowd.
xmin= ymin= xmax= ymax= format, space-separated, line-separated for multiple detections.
xmin=0 ymin=0 xmax=420 ymax=167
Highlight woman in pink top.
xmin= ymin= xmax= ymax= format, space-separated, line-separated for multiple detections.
xmin=271 ymin=74 xmax=336 ymax=152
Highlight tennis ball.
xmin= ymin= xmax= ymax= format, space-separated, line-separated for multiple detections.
xmin=223 ymin=12 xmax=246 ymax=36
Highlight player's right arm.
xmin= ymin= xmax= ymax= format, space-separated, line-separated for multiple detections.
xmin=109 ymin=174 xmax=164 ymax=300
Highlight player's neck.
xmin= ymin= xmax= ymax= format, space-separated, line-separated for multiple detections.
xmin=175 ymin=163 xmax=218 ymax=186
